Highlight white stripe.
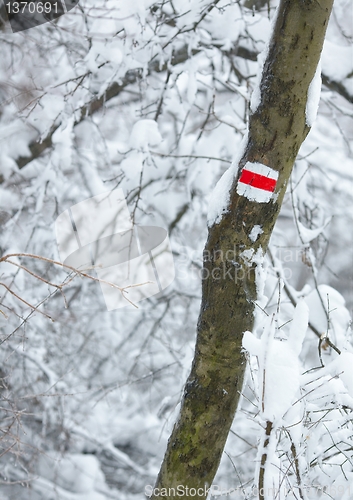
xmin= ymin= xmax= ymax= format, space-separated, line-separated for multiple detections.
xmin=237 ymin=181 xmax=274 ymax=203
xmin=242 ymin=161 xmax=279 ymax=181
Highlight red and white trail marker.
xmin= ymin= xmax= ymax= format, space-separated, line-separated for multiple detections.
xmin=236 ymin=162 xmax=279 ymax=203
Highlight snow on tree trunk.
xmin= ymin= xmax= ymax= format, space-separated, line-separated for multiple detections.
xmin=151 ymin=0 xmax=334 ymax=498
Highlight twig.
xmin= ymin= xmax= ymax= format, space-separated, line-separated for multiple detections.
xmin=259 ymin=420 xmax=274 ymax=500
xmin=5 ymin=259 xmax=65 ymax=290
xmin=319 ymin=332 xmax=341 ymax=367
xmin=0 ymin=282 xmax=53 ymax=321
xmin=0 ymin=253 xmax=152 ymax=310
xmin=150 ymin=151 xmax=232 ymax=163
xmin=286 ymin=430 xmax=305 ymax=500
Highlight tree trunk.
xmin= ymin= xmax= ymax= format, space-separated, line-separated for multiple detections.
xmin=151 ymin=0 xmax=334 ymax=498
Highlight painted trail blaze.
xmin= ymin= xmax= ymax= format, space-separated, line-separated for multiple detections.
xmin=239 ymin=169 xmax=277 ymax=192
xmin=237 ymin=162 xmax=279 ymax=203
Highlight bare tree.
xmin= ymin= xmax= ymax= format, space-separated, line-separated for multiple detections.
xmin=152 ymin=0 xmax=335 ymax=497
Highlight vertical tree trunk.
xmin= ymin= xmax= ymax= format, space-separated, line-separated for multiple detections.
xmin=152 ymin=1 xmax=334 ymax=498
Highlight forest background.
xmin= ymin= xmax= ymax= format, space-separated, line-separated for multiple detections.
xmin=0 ymin=0 xmax=352 ymax=498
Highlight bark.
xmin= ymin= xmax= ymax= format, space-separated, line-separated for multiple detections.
xmin=151 ymin=0 xmax=334 ymax=498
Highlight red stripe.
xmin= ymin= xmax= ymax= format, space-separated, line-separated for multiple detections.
xmin=238 ymin=169 xmax=277 ymax=192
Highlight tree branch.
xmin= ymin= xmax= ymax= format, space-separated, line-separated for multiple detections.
xmin=16 ymin=37 xmax=351 ymax=170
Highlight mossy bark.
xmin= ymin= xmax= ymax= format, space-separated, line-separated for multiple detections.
xmin=151 ymin=1 xmax=334 ymax=498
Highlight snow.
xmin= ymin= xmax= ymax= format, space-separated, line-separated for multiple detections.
xmin=261 ymin=438 xmax=284 ymax=500
xmin=207 ymin=164 xmax=236 ymax=226
xmin=338 ymin=352 xmax=353 ymax=398
xmin=243 ymin=301 xmax=310 ymax=499
xmin=203 ymin=0 xmax=242 ymax=44
xmin=0 ymin=155 xmax=18 ymax=181
xmin=242 ymin=246 xmax=267 ymax=306
xmin=185 ymin=58 xmax=199 ymax=105
xmin=129 ymin=119 xmax=162 ymax=152
xmin=0 ymin=0 xmax=352 ymax=497
xmin=242 ymin=302 xmax=308 ymax=423
xmin=296 ymin=217 xmax=330 ymax=244
xmin=249 ymin=225 xmax=263 ymax=242
xmin=250 ymin=47 xmax=268 ymax=114
xmin=288 ymin=299 xmax=309 ymax=356
xmin=260 ymin=336 xmax=301 ymax=422
xmin=242 ymin=330 xmax=261 ymax=356
xmin=304 ymin=285 xmax=350 ymax=348
xmin=250 ymin=6 xmax=279 ymax=114
xmin=85 ymin=39 xmax=123 ymax=73
xmin=207 ymin=135 xmax=248 ymax=226
xmin=38 ymin=454 xmax=105 ymax=494
xmin=322 ymin=40 xmax=353 ymax=82
xmin=28 ymin=476 xmax=108 ymax=500
xmin=303 ymin=351 xmax=353 ymax=409
xmin=306 ymin=59 xmax=322 ymax=127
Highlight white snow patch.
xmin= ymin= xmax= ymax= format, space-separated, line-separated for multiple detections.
xmin=250 ymin=47 xmax=268 ymax=114
xmin=297 ymin=217 xmax=330 ymax=243
xmin=250 ymin=5 xmax=280 ymax=114
xmin=288 ymin=299 xmax=309 ymax=356
xmin=38 ymin=453 xmax=105 ymax=494
xmin=306 ymin=59 xmax=322 ymax=127
xmin=243 ymin=302 xmax=308 ymax=423
xmin=207 ymin=166 xmax=236 ymax=226
xmin=0 ymin=187 xmax=20 ymax=209
xmin=332 ymin=352 xmax=353 ymax=399
xmin=242 ymin=330 xmax=261 ymax=357
xmin=0 ymin=155 xmax=18 ymax=181
xmin=322 ymin=40 xmax=353 ymax=82
xmin=186 ymin=58 xmax=198 ymax=104
xmin=304 ymin=285 xmax=350 ymax=348
xmin=249 ymin=225 xmax=263 ymax=242
xmin=304 ymin=352 xmax=353 ymax=406
xmin=129 ymin=119 xmax=162 ymax=151
xmin=207 ymin=135 xmax=248 ymax=226
xmin=261 ymin=337 xmax=302 ymax=422
xmin=252 ymin=247 xmax=266 ymax=304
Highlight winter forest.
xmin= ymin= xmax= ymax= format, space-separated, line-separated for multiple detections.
xmin=0 ymin=0 xmax=352 ymax=499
